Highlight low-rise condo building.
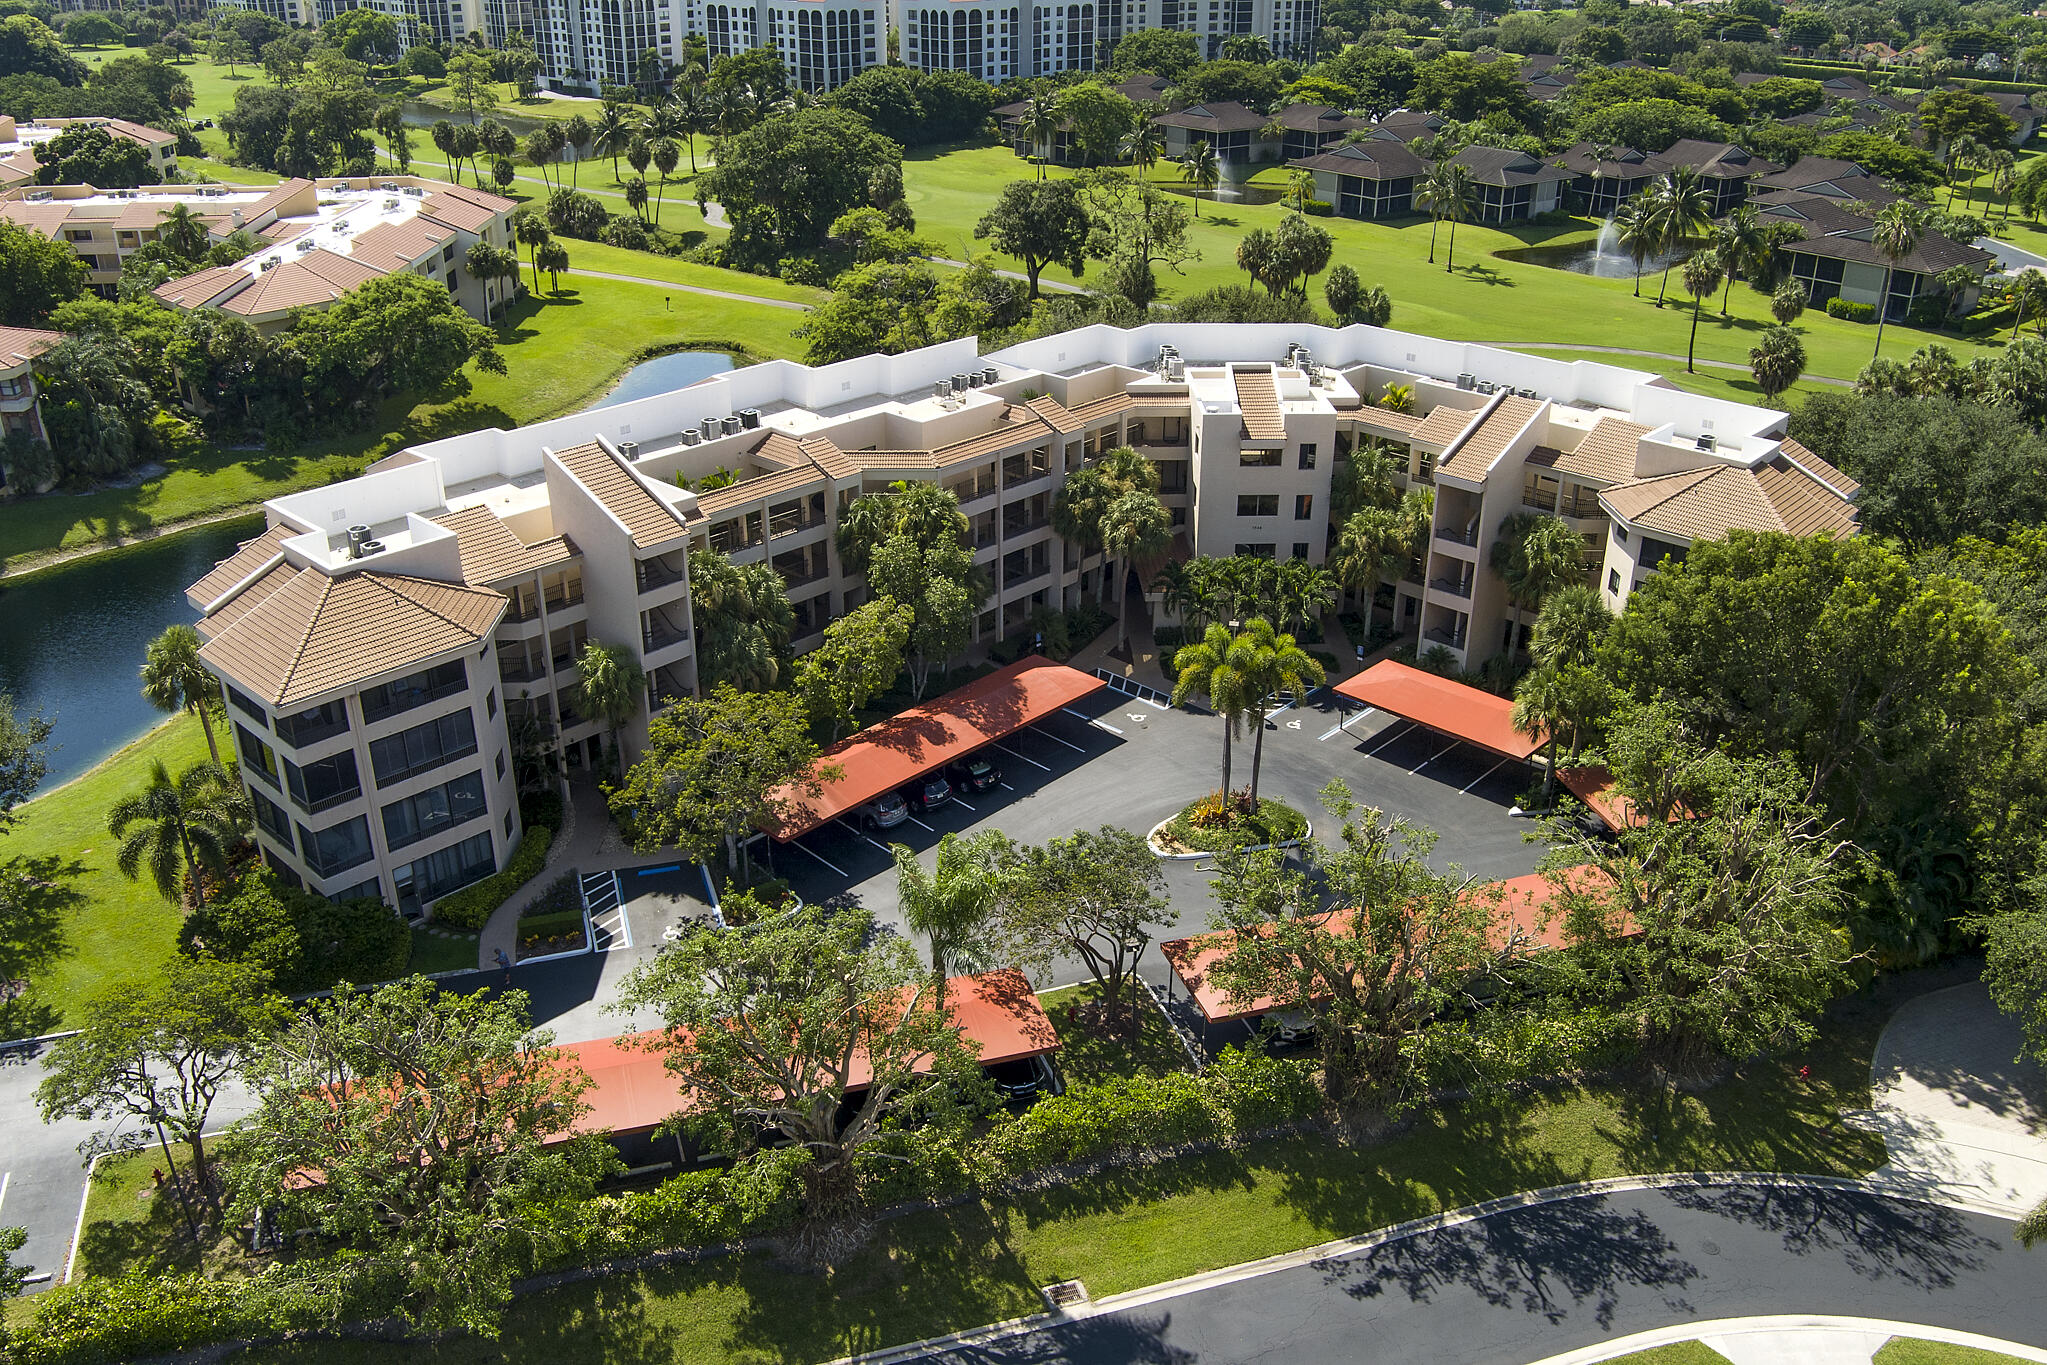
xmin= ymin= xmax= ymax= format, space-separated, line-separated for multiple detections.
xmin=186 ymin=323 xmax=1855 ymax=916
xmin=0 ymin=114 xmax=180 ymax=189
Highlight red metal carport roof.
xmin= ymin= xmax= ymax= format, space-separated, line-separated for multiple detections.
xmin=1159 ymin=868 xmax=1612 ymax=1023
xmin=1332 ymin=659 xmax=1542 ymax=762
xmin=551 ymin=968 xmax=1062 ymax=1139
xmin=1556 ymin=765 xmax=1687 ymax=831
xmin=764 ymin=654 xmax=1107 ymax=840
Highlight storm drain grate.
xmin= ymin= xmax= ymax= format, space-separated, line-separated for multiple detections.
xmin=1041 ymin=1280 xmax=1089 ymax=1312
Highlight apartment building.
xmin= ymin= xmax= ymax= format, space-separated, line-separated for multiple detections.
xmin=209 ymin=0 xmax=318 ymax=25
xmin=0 ymin=327 xmax=61 ymax=493
xmin=1117 ymin=0 xmax=1318 ymax=60
xmin=0 ymin=115 xmax=179 ymax=190
xmin=900 ymin=0 xmax=1025 ymax=82
xmin=185 ymin=323 xmax=1854 ymax=916
xmin=311 ymin=0 xmax=484 ymax=48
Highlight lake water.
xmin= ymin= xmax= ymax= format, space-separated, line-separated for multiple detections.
xmin=595 ymin=350 xmax=737 ymax=408
xmin=0 ymin=517 xmax=261 ymax=789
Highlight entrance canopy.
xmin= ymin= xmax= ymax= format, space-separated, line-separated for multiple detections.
xmin=1332 ymin=660 xmax=1541 ymax=762
xmin=552 ymin=968 xmax=1061 ymax=1139
xmin=1160 ymin=869 xmax=1610 ymax=1024
xmin=763 ymin=654 xmax=1106 ymax=840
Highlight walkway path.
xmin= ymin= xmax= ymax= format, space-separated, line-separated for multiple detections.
xmin=1529 ymin=1315 xmax=2047 ymax=1365
xmin=1855 ymin=980 xmax=2047 ymax=1215
xmin=560 ymin=267 xmax=810 ymax=310
xmin=1479 ymin=341 xmax=1857 ymax=387
xmin=477 ymin=778 xmax=623 ymax=969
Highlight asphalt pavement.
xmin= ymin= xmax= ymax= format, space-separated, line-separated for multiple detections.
xmin=926 ymin=1183 xmax=2047 ymax=1365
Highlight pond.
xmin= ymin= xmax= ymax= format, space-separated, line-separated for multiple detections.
xmin=1502 ymin=219 xmax=1684 ymax=280
xmin=0 ymin=517 xmax=261 ymax=789
xmin=594 ymin=350 xmax=737 ymax=409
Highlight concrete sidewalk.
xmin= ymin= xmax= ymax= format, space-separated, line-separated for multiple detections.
xmin=476 ymin=779 xmax=625 ymax=969
xmin=1528 ymin=1316 xmax=2047 ymax=1365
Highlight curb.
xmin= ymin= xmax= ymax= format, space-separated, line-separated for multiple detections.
xmin=1526 ymin=1316 xmax=2047 ymax=1365
xmin=1146 ymin=816 xmax=1312 ymax=861
xmin=822 ymin=1171 xmax=2020 ymax=1365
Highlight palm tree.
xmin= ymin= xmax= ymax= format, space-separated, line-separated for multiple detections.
xmin=1330 ymin=442 xmax=1400 ymax=519
xmin=624 ymin=175 xmax=649 ymax=223
xmin=1489 ymin=512 xmax=1585 ymax=651
xmin=593 ymin=100 xmax=635 ymax=184
xmin=431 ymin=118 xmax=461 ymax=185
xmin=108 ymin=759 xmax=246 ymax=907
xmin=576 ymin=639 xmax=645 ymax=776
xmin=562 ymin=113 xmax=593 ymax=187
xmin=1771 ymin=278 xmax=1808 ymax=326
xmin=891 ymin=830 xmax=1009 ymax=1009
xmin=1170 ymin=622 xmax=1256 ymax=797
xmin=157 ymin=202 xmax=210 ymax=262
xmin=1710 ymin=205 xmax=1763 ymax=314
xmin=1646 ymin=169 xmax=1713 ymax=305
xmin=1528 ymin=583 xmax=1613 ymax=672
xmin=1511 ymin=663 xmax=1609 ymax=803
xmin=1993 ymin=149 xmax=2018 ymax=222
xmin=1018 ymin=93 xmax=1058 ymax=177
xmin=1681 ymin=250 xmax=1724 ymax=373
xmin=1870 ymin=202 xmax=1922 ymax=357
xmin=1179 ymin=139 xmax=1221 ymax=218
xmin=1120 ymin=120 xmax=1165 ymax=174
xmin=514 ymin=213 xmax=551 ymax=293
xmin=1749 ymin=324 xmax=1806 ymax=399
xmin=651 ymin=139 xmax=680 ymax=223
xmin=1284 ymin=168 xmax=1315 ymax=213
xmin=1945 ymin=133 xmax=1985 ymax=210
xmin=1152 ymin=561 xmax=1202 ymax=633
xmin=1437 ymin=162 xmax=1476 ymax=273
xmin=140 ymin=624 xmax=222 ymax=766
xmin=1274 ymin=559 xmax=1337 ymax=641
xmin=536 ymin=238 xmax=570 ymax=295
xmin=1613 ymin=193 xmax=1658 ymax=297
xmin=1331 ymin=505 xmax=1405 ymax=612
xmin=1100 ymin=490 xmax=1173 ymax=648
xmin=1415 ymin=161 xmax=1461 ymax=265
xmin=1234 ymin=618 xmax=1325 ymax=806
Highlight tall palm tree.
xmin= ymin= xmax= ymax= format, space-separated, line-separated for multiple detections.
xmin=1511 ymin=662 xmax=1609 ymax=803
xmin=1944 ymin=133 xmax=1984 ymax=210
xmin=140 ymin=623 xmax=221 ymax=767
xmin=1274 ymin=559 xmax=1337 ymax=641
xmin=514 ymin=213 xmax=552 ymax=293
xmin=593 ymin=100 xmax=635 ymax=184
xmin=1152 ymin=561 xmax=1202 ymax=633
xmin=1646 ymin=169 xmax=1713 ymax=304
xmin=1018 ymin=92 xmax=1058 ymax=177
xmin=1234 ymin=618 xmax=1325 ymax=806
xmin=576 ymin=639 xmax=645 ymax=776
xmin=1681 ymin=249 xmax=1724 ymax=373
xmin=1993 ymin=149 xmax=2018 ymax=222
xmin=1170 ymin=622 xmax=1257 ymax=797
xmin=1489 ymin=512 xmax=1585 ymax=651
xmin=891 ymin=830 xmax=1009 ymax=1009
xmin=562 ymin=113 xmax=593 ymax=187
xmin=1415 ymin=161 xmax=1461 ymax=265
xmin=1613 ymin=193 xmax=1658 ymax=298
xmin=1528 ymin=583 xmax=1613 ymax=672
xmin=652 ymin=139 xmax=680 ymax=223
xmin=108 ymin=759 xmax=246 ymax=907
xmin=1330 ymin=442 xmax=1401 ymax=519
xmin=1331 ymin=505 xmax=1405 ymax=612
xmin=536 ymin=238 xmax=570 ymax=295
xmin=1120 ymin=120 xmax=1165 ymax=174
xmin=1710 ymin=205 xmax=1763 ymax=314
xmin=1099 ymin=489 xmax=1174 ymax=648
xmin=1870 ymin=202 xmax=1923 ymax=357
xmin=1179 ymin=139 xmax=1221 ymax=218
xmin=1436 ymin=162 xmax=1475 ymax=273
xmin=157 ymin=202 xmax=210 ymax=262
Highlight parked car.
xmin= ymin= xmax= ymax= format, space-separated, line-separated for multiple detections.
xmin=946 ymin=756 xmax=1002 ymax=793
xmin=1267 ymin=1008 xmax=1316 ymax=1047
xmin=985 ymin=1054 xmax=1065 ymax=1102
xmin=903 ymin=774 xmax=952 ymax=812
xmin=858 ymin=790 xmax=910 ymax=830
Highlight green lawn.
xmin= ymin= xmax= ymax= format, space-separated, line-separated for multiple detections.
xmin=900 ymin=143 xmax=2017 ymax=396
xmin=410 ymin=926 xmax=482 ymax=976
xmin=1037 ymin=982 xmax=1192 ymax=1082
xmin=1875 ymin=1339 xmax=2039 ymax=1365
xmin=1603 ymin=1346 xmax=1732 ymax=1365
xmin=0 ymin=272 xmax=807 ymax=574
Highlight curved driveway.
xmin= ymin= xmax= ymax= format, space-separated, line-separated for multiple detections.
xmin=927 ymin=1182 xmax=2047 ymax=1365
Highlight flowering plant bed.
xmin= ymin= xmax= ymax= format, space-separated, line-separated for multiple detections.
xmin=1155 ymin=790 xmax=1309 ymax=854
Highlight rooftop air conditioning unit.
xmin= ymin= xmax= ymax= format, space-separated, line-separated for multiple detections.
xmin=1696 ymin=434 xmax=1717 ymax=452
xmin=721 ymin=415 xmax=742 ymax=435
xmin=1167 ymin=358 xmax=1184 ymax=380
xmin=934 ymin=379 xmax=953 ymax=400
xmin=381 ymin=182 xmax=400 ymax=192
xmin=347 ymin=524 xmax=371 ymax=559
xmin=739 ymin=408 xmax=761 ymax=429
xmin=952 ymin=373 xmax=971 ymax=392
xmin=296 ymin=239 xmax=316 ymax=252
xmin=1477 ymin=380 xmax=1497 ymax=395
xmin=383 ymin=197 xmax=400 ymax=211
xmin=259 ymin=257 xmax=280 ymax=271
xmin=357 ymin=539 xmax=385 ymax=556
xmin=403 ymin=186 xmax=425 ymax=196
xmin=980 ymin=367 xmax=998 ymax=384
xmin=700 ymin=418 xmax=721 ymax=441
xmin=679 ymin=428 xmax=700 ymax=446
xmin=618 ymin=440 xmax=639 ymax=458
xmin=1456 ymin=373 xmax=1475 ymax=390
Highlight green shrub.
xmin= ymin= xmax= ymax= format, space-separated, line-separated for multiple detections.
xmin=855 ymin=1132 xmax=977 ymax=1205
xmin=1303 ymin=198 xmax=1334 ymax=216
xmin=1824 ymin=297 xmax=1877 ymax=323
xmin=778 ymin=254 xmax=830 ymax=287
xmin=1153 ymin=623 xmax=1186 ymax=650
xmin=179 ymin=869 xmax=407 ymax=993
xmin=1203 ymin=1046 xmax=1324 ymax=1132
xmin=519 ymin=788 xmax=564 ymax=832
xmin=1162 ymin=794 xmax=1310 ymax=852
xmin=430 ymin=826 xmax=554 ymax=932
xmin=986 ymin=1072 xmax=1221 ymax=1176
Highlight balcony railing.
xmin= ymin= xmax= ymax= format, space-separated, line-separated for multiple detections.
xmin=543 ymin=585 xmax=585 ymax=611
xmin=636 ymin=558 xmax=685 ymax=594
xmin=768 ymin=508 xmax=823 ymax=539
xmin=498 ymin=658 xmax=546 ymax=684
xmin=1434 ymin=524 xmax=1480 ymax=548
xmin=504 ymin=599 xmax=541 ymax=623
xmin=1428 ymin=576 xmax=1472 ymax=600
xmin=1423 ymin=626 xmax=1468 ymax=649
xmin=642 ymin=618 xmax=689 ymax=653
xmin=1003 ymin=515 xmax=1050 ymax=539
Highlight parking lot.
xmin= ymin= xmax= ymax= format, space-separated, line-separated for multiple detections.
xmin=765 ymin=676 xmax=1548 ymax=990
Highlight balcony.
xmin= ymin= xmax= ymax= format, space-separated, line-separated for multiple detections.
xmin=543 ymin=584 xmax=585 ymax=611
xmin=1424 ymin=626 xmax=1468 ymax=649
xmin=767 ymin=506 xmax=823 ymax=539
xmin=642 ymin=616 xmax=689 ymax=653
xmin=1003 ymin=515 xmax=1050 ymax=540
xmin=1428 ymin=576 xmax=1472 ymax=600
xmin=504 ymin=598 xmax=541 ymax=623
xmin=498 ymin=652 xmax=546 ymax=684
xmin=1434 ymin=523 xmax=1480 ymax=549
xmin=635 ymin=556 xmax=685 ymax=594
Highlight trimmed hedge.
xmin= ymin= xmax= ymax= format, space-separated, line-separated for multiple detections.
xmin=519 ymin=789 xmax=565 ymax=833
xmin=430 ymin=826 xmax=554 ymax=932
xmin=1303 ymin=199 xmax=1334 ymax=216
xmin=1824 ymin=297 xmax=1877 ymax=323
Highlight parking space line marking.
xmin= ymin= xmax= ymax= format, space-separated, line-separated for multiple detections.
xmin=1411 ymin=739 xmax=1461 ymax=774
xmin=951 ymin=796 xmax=976 ymax=812
xmin=1461 ymin=756 xmax=1514 ymax=795
xmin=906 ymin=815 xmax=936 ymax=832
xmin=838 ymin=819 xmax=895 ymax=854
xmin=1361 ymin=720 xmax=1413 ymax=757
xmin=1000 ymin=781 xmax=1017 ymax=791
xmin=1320 ymin=705 xmax=1375 ymax=741
xmin=1036 ymin=727 xmax=1087 ymax=753
xmin=1090 ymin=718 xmax=1123 ymax=734
xmin=787 ymin=839 xmax=847 ymax=877
xmin=0 ymin=1170 xmax=10 ymax=1220
xmin=993 ymin=742 xmax=1051 ymax=771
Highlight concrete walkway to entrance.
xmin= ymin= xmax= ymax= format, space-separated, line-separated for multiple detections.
xmin=476 ymin=779 xmax=627 ymax=969
xmin=1856 ymin=980 xmax=2047 ymax=1215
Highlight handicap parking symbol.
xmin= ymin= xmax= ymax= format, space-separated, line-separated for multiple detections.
xmin=1286 ymin=718 xmax=1303 ymax=730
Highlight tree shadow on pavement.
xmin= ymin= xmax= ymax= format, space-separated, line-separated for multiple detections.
xmin=1662 ymin=1184 xmax=1997 ymax=1292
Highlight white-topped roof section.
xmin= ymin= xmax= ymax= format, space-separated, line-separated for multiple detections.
xmin=228 ymin=183 xmax=439 ymax=278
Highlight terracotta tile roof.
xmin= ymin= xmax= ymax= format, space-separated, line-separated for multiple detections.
xmin=800 ymin=434 xmax=857 ymax=480
xmin=260 ymin=218 xmax=311 ymax=243
xmin=198 ymin=558 xmax=297 ymax=639
xmin=551 ymin=440 xmax=689 ymax=547
xmin=348 ymin=215 xmax=452 ymax=272
xmin=418 ymin=184 xmax=513 ymax=234
xmin=1275 ymin=103 xmax=1370 ymax=134
xmin=1356 ymin=407 xmax=1424 ymax=437
xmin=1440 ymin=394 xmax=1542 ymax=475
xmin=200 ymin=569 xmax=506 ymax=708
xmin=750 ymin=430 xmax=811 ymax=469
xmin=217 ymin=251 xmax=384 ymax=317
xmin=0 ymin=200 xmax=72 ymax=237
xmin=1546 ymin=416 xmax=1647 ymax=485
xmin=1410 ymin=404 xmax=1481 ymax=449
xmin=1233 ymin=367 xmax=1285 ymax=441
xmin=1067 ymin=390 xmax=1136 ymax=425
xmin=1777 ymin=436 xmax=1860 ymax=499
xmin=431 ymin=505 xmax=576 ymax=584
xmin=1600 ymin=455 xmax=1858 ymax=543
xmin=0 ymin=325 xmax=61 ymax=368
xmin=694 ymin=465 xmax=823 ymax=518
xmin=1024 ymin=393 xmax=1083 ymax=434
xmin=188 ymin=523 xmax=293 ymax=609
xmin=152 ymin=263 xmax=248 ymax=310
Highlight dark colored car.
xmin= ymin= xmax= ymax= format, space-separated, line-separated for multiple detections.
xmin=986 ymin=1054 xmax=1065 ymax=1102
xmin=904 ymin=774 xmax=952 ymax=812
xmin=946 ymin=756 xmax=1002 ymax=793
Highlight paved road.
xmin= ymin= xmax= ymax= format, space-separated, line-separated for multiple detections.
xmin=930 ymin=1183 xmax=2047 ymax=1365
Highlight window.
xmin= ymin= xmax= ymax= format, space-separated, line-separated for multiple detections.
xmin=495 ymin=749 xmax=507 ymax=780
xmin=330 ymin=878 xmax=384 ymax=906
xmin=486 ymin=688 xmax=497 ymax=720
xmin=1291 ymin=542 xmax=1310 ymax=560
xmin=1240 ymin=449 xmax=1281 ymax=467
xmin=236 ymin=724 xmax=281 ymax=790
xmin=251 ymin=789 xmax=292 ymax=843
xmin=381 ymin=769 xmax=488 ymax=851
xmin=393 ymin=831 xmax=495 ymax=915
xmin=360 ymin=658 xmax=467 ymax=725
xmin=504 ymin=810 xmax=515 ymax=836
xmin=296 ymin=815 xmax=374 ymax=878
xmin=1294 ymin=494 xmax=1314 ymax=520
xmin=1233 ymin=543 xmax=1276 ymax=559
xmin=275 ymin=698 xmax=349 ymax=749
xmin=1609 ymin=568 xmax=1622 ymax=593
xmin=226 ymin=685 xmax=269 ymax=726
xmin=1236 ymin=494 xmax=1279 ymax=517
xmin=284 ymin=749 xmax=361 ymax=815
xmin=369 ymin=708 xmax=478 ymax=786
xmin=1297 ymin=443 xmax=1317 ymax=469
xmin=1612 ymin=523 xmax=1628 ymax=546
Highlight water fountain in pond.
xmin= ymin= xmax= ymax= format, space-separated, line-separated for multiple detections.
xmin=1581 ymin=216 xmax=1637 ymax=278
